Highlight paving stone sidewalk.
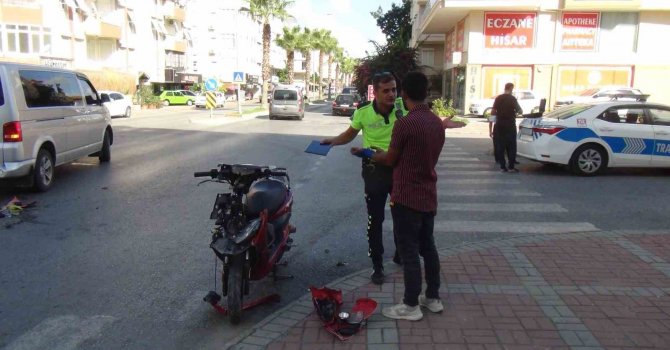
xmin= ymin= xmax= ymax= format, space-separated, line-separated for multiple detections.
xmin=227 ymin=230 xmax=670 ymax=350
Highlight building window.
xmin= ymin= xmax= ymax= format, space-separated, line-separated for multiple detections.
xmin=599 ymin=12 xmax=638 ymax=52
xmin=2 ymin=24 xmax=51 ymax=54
xmin=165 ymin=50 xmax=185 ymax=68
xmin=420 ymin=48 xmax=434 ymax=67
xmin=96 ymin=0 xmax=116 ymax=14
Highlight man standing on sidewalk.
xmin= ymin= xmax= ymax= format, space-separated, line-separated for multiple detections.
xmin=491 ymin=83 xmax=522 ymax=172
xmin=320 ymin=72 xmax=407 ymax=285
xmin=372 ymin=71 xmax=464 ymax=321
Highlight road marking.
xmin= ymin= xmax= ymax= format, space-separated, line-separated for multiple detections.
xmin=437 ymin=163 xmax=491 ymax=169
xmin=384 ymin=220 xmax=598 ymax=234
xmin=437 ymin=203 xmax=567 ymax=213
xmin=440 ymin=152 xmax=470 ymax=155
xmin=4 ymin=315 xmax=116 ymax=350
xmin=438 ymin=157 xmax=481 ymax=162
xmin=438 ymin=178 xmax=520 ymax=185
xmin=437 ymin=170 xmax=504 ymax=176
xmin=438 ymin=189 xmax=541 ymax=197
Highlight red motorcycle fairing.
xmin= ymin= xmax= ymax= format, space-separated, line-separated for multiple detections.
xmin=249 ymin=191 xmax=294 ymax=280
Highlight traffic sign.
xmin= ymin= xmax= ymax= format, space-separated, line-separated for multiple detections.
xmin=205 ymin=78 xmax=218 ymax=91
xmin=233 ymin=71 xmax=245 ymax=83
xmin=206 ymin=91 xmax=216 ymax=109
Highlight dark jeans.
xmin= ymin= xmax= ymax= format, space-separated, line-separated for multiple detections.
xmin=494 ymin=127 xmax=517 ymax=169
xmin=391 ymin=203 xmax=440 ymax=307
xmin=362 ymin=159 xmax=394 ymax=270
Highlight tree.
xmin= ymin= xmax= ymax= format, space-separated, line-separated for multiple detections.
xmin=341 ymin=57 xmax=357 ymax=87
xmin=312 ymin=28 xmax=332 ymax=99
xmin=240 ymin=0 xmax=293 ymax=108
xmin=370 ymin=0 xmax=412 ymax=48
xmin=325 ymin=37 xmax=339 ymax=96
xmin=296 ymin=27 xmax=315 ymax=98
xmin=275 ymin=26 xmax=301 ymax=84
xmin=333 ymin=48 xmax=344 ymax=92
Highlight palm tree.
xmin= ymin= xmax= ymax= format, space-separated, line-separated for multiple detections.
xmin=325 ymin=37 xmax=339 ymax=97
xmin=275 ymin=26 xmax=301 ymax=84
xmin=333 ymin=48 xmax=344 ymax=93
xmin=296 ymin=27 xmax=315 ymax=99
xmin=312 ymin=29 xmax=332 ymax=100
xmin=240 ymin=0 xmax=293 ymax=108
xmin=341 ymin=57 xmax=357 ymax=87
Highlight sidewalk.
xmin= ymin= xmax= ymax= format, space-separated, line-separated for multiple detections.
xmin=228 ymin=229 xmax=670 ymax=349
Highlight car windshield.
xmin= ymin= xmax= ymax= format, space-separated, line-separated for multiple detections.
xmin=336 ymin=95 xmax=354 ymax=104
xmin=273 ymin=90 xmax=297 ymax=101
xmin=544 ymin=104 xmax=594 ymax=120
xmin=578 ymin=88 xmax=600 ymax=96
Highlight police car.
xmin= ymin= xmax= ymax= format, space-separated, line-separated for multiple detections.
xmin=517 ymin=95 xmax=670 ymax=176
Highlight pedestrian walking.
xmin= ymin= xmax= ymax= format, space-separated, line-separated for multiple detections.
xmin=371 ymin=71 xmax=464 ymax=321
xmin=491 ymin=83 xmax=522 ymax=172
xmin=320 ymin=71 xmax=407 ymax=285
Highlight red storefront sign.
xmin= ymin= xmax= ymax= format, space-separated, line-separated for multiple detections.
xmin=445 ymin=29 xmax=454 ymax=63
xmin=561 ymin=12 xmax=600 ymax=51
xmin=456 ymin=20 xmax=465 ymax=51
xmin=484 ymin=12 xmax=536 ymax=49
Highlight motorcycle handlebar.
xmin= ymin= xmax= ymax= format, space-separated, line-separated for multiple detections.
xmin=194 ymin=169 xmax=218 ymax=178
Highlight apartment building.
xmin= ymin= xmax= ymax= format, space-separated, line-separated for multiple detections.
xmin=0 ymin=0 xmax=196 ymax=94
xmin=411 ymin=0 xmax=670 ymax=112
xmin=185 ymin=0 xmax=287 ymax=95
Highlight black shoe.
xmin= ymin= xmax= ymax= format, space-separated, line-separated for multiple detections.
xmin=393 ymin=252 xmax=402 ymax=265
xmin=500 ymin=168 xmax=508 ymax=173
xmin=371 ymin=268 xmax=385 ymax=285
xmin=508 ymin=168 xmax=519 ymax=173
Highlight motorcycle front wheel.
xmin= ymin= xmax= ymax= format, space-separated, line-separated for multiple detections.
xmin=227 ymin=255 xmax=244 ymax=324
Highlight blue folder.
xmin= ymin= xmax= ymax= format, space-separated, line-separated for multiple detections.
xmin=305 ymin=140 xmax=333 ymax=156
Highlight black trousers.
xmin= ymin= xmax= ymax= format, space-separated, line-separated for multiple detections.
xmin=391 ymin=203 xmax=440 ymax=307
xmin=494 ymin=127 xmax=517 ymax=169
xmin=362 ymin=159 xmax=394 ymax=270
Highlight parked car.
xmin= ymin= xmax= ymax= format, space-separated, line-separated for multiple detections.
xmin=158 ymin=90 xmax=195 ymax=106
xmin=195 ymin=91 xmax=225 ymax=108
xmin=332 ymin=94 xmax=361 ymax=116
xmin=269 ymin=85 xmax=304 ymax=120
xmin=178 ymin=90 xmax=197 ymax=97
xmin=469 ymin=89 xmax=544 ymax=117
xmin=516 ymin=94 xmax=670 ymax=176
xmin=0 ymin=63 xmax=113 ymax=191
xmin=99 ymin=90 xmax=132 ymax=118
xmin=554 ymin=86 xmax=644 ymax=109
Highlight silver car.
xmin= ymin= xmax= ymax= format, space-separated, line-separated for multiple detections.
xmin=269 ymin=87 xmax=304 ymax=120
xmin=0 ymin=63 xmax=113 ymax=191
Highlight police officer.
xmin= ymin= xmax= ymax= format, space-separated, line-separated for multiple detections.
xmin=321 ymin=72 xmax=407 ymax=285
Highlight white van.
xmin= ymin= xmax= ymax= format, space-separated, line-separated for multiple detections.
xmin=0 ymin=63 xmax=113 ymax=191
xmin=269 ymin=85 xmax=304 ymax=120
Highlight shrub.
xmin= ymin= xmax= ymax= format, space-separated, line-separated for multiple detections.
xmin=431 ymin=98 xmax=457 ymax=118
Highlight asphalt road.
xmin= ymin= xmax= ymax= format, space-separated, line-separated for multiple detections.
xmin=1 ymin=103 xmax=669 ymax=350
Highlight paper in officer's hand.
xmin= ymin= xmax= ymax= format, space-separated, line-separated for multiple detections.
xmin=305 ymin=140 xmax=333 ymax=156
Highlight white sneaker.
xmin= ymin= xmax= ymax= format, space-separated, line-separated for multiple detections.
xmin=419 ymin=295 xmax=444 ymax=313
xmin=382 ymin=303 xmax=423 ymax=321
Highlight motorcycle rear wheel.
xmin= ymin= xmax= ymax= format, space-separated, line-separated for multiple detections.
xmin=227 ymin=255 xmax=244 ymax=324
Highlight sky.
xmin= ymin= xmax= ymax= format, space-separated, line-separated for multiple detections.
xmin=284 ymin=0 xmax=394 ymax=58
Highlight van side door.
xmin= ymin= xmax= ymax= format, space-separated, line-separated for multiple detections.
xmin=18 ymin=69 xmax=79 ymax=162
xmin=76 ymin=76 xmax=107 ymax=150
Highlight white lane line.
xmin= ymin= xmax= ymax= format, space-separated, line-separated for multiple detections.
xmin=385 ymin=203 xmax=566 ymax=214
xmin=437 ymin=163 xmax=491 ymax=169
xmin=438 ymin=157 xmax=481 ymax=162
xmin=4 ymin=315 xmax=116 ymax=350
xmin=437 ymin=170 xmax=503 ymax=176
xmin=438 ymin=179 xmax=520 ymax=185
xmin=438 ymin=189 xmax=541 ymax=197
xmin=383 ymin=221 xmax=599 ymax=234
xmin=440 ymin=152 xmax=470 ymax=155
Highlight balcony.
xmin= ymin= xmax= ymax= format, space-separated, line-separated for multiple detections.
xmin=84 ymin=18 xmax=122 ymax=39
xmin=163 ymin=1 xmax=186 ymax=23
xmin=165 ymin=37 xmax=187 ymax=53
xmin=0 ymin=1 xmax=42 ymax=25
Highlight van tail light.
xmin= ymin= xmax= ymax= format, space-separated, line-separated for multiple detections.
xmin=532 ymin=125 xmax=566 ymax=135
xmin=3 ymin=121 xmax=23 ymax=142
xmin=332 ymin=101 xmax=337 ymax=107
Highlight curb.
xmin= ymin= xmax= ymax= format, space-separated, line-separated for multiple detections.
xmin=225 ymin=228 xmax=668 ymax=349
xmin=189 ymin=111 xmax=267 ymax=126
